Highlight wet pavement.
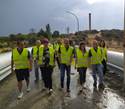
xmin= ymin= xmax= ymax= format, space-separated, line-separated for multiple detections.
xmin=0 ymin=67 xmax=125 ymax=109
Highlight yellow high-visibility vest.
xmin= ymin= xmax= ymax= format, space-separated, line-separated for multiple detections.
xmin=49 ymin=47 xmax=55 ymax=66
xmin=90 ymin=47 xmax=102 ymax=65
xmin=76 ymin=48 xmax=89 ymax=68
xmin=38 ymin=45 xmax=44 ymax=65
xmin=55 ymin=44 xmax=60 ymax=51
xmin=38 ymin=45 xmax=55 ymax=66
xmin=12 ymin=48 xmax=29 ymax=69
xmin=32 ymin=46 xmax=38 ymax=60
xmin=60 ymin=45 xmax=73 ymax=64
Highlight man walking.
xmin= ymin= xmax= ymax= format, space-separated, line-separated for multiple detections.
xmin=11 ymin=41 xmax=32 ymax=99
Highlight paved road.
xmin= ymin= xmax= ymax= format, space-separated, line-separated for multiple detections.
xmin=0 ymin=66 xmax=125 ymax=109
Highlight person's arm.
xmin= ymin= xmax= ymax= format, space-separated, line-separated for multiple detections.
xmin=69 ymin=48 xmax=74 ymax=65
xmin=53 ymin=51 xmax=56 ymax=67
xmin=74 ymin=49 xmax=77 ymax=69
xmin=31 ymin=48 xmax=33 ymax=59
xmin=88 ymin=49 xmax=92 ymax=65
xmin=11 ymin=51 xmax=14 ymax=73
xmin=28 ymin=51 xmax=32 ymax=71
xmin=105 ymin=48 xmax=108 ymax=61
xmin=58 ymin=47 xmax=61 ymax=63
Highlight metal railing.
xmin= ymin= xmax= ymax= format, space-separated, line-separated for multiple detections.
xmin=0 ymin=64 xmax=11 ymax=81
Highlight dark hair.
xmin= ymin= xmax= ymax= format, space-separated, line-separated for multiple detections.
xmin=79 ymin=41 xmax=86 ymax=51
xmin=101 ymin=40 xmax=106 ymax=47
xmin=17 ymin=40 xmax=24 ymax=46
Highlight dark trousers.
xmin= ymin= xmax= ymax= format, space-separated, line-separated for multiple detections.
xmin=56 ymin=57 xmax=60 ymax=69
xmin=77 ymin=67 xmax=87 ymax=85
xmin=102 ymin=59 xmax=107 ymax=75
xmin=40 ymin=66 xmax=53 ymax=89
xmin=60 ymin=64 xmax=71 ymax=91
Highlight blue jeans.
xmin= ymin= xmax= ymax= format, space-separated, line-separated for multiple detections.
xmin=60 ymin=64 xmax=71 ymax=91
xmin=92 ymin=64 xmax=104 ymax=84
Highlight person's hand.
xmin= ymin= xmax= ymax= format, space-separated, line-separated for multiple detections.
xmin=29 ymin=67 xmax=32 ymax=72
xmin=52 ymin=64 xmax=55 ymax=68
xmin=66 ymin=63 xmax=70 ymax=66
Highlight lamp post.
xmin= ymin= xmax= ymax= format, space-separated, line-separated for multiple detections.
xmin=66 ymin=11 xmax=80 ymax=32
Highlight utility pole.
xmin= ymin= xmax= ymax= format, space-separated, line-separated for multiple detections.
xmin=89 ymin=13 xmax=91 ymax=31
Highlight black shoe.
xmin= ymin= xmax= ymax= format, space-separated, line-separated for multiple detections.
xmin=67 ymin=89 xmax=71 ymax=93
xmin=93 ymin=82 xmax=97 ymax=88
xmin=34 ymin=79 xmax=39 ymax=83
xmin=98 ymin=83 xmax=105 ymax=89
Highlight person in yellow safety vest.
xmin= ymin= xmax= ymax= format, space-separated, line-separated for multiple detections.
xmin=88 ymin=40 xmax=104 ymax=89
xmin=54 ymin=39 xmax=62 ymax=69
xmin=75 ymin=41 xmax=89 ymax=93
xmin=38 ymin=38 xmax=55 ymax=94
xmin=11 ymin=41 xmax=32 ymax=99
xmin=58 ymin=38 xmax=74 ymax=96
xmin=100 ymin=40 xmax=107 ymax=76
xmin=31 ymin=40 xmax=41 ymax=82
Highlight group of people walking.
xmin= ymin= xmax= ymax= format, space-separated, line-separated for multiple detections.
xmin=11 ymin=37 xmax=107 ymax=99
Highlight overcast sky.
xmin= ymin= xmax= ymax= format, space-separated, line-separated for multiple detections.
xmin=0 ymin=0 xmax=124 ymax=36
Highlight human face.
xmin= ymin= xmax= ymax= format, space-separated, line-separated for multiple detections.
xmin=64 ymin=39 xmax=69 ymax=47
xmin=93 ymin=40 xmax=98 ymax=48
xmin=17 ymin=42 xmax=24 ymax=49
xmin=80 ymin=44 xmax=85 ymax=50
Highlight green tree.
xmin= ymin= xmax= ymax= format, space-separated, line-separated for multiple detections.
xmin=52 ymin=30 xmax=60 ymax=37
xmin=46 ymin=24 xmax=52 ymax=39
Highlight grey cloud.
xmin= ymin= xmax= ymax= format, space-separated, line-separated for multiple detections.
xmin=0 ymin=0 xmax=123 ymax=36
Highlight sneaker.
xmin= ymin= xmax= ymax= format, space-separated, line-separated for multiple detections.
xmin=67 ymin=89 xmax=71 ymax=93
xmin=98 ymin=83 xmax=105 ymax=89
xmin=27 ymin=86 xmax=31 ymax=92
xmin=34 ymin=79 xmax=39 ymax=83
xmin=17 ymin=92 xmax=23 ymax=99
xmin=49 ymin=89 xmax=53 ymax=94
xmin=79 ymin=86 xmax=83 ymax=92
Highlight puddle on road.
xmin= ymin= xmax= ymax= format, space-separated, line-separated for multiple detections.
xmin=102 ymin=90 xmax=125 ymax=109
xmin=46 ymin=68 xmax=125 ymax=109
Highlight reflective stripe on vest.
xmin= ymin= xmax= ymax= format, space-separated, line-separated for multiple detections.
xmin=76 ymin=48 xmax=89 ymax=68
xmin=33 ymin=46 xmax=38 ymax=60
xmin=12 ymin=48 xmax=29 ymax=69
xmin=60 ymin=45 xmax=73 ymax=64
xmin=90 ymin=47 xmax=102 ymax=64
